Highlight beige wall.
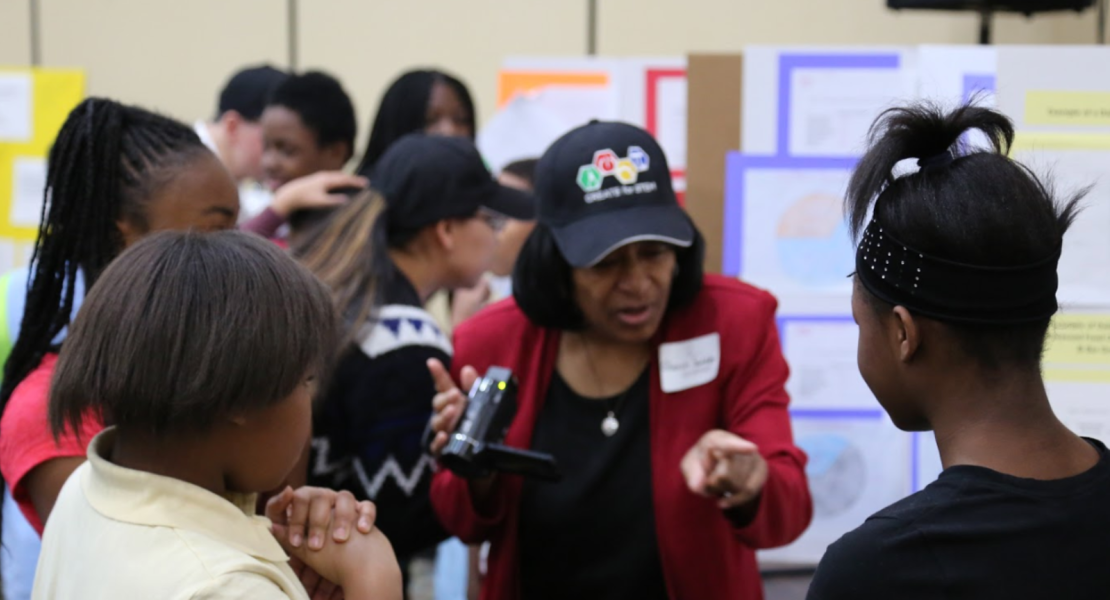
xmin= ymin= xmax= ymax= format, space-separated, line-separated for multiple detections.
xmin=0 ymin=1 xmax=32 ymax=65
xmin=0 ymin=1 xmax=1106 ymax=137
xmin=298 ymin=0 xmax=587 ymax=155
xmin=598 ymin=0 xmax=1104 ymax=51
xmin=37 ymin=0 xmax=287 ymax=123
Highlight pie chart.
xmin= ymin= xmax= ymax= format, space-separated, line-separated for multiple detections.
xmin=797 ymin=432 xmax=866 ymax=518
xmin=776 ymin=193 xmax=855 ymax=287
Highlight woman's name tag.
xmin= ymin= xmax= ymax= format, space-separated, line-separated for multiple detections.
xmin=659 ymin=332 xmax=720 ymax=393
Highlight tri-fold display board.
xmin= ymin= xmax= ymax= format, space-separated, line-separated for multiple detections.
xmin=486 ymin=45 xmax=1110 ymax=567
xmin=730 ymin=45 xmax=1110 ymax=565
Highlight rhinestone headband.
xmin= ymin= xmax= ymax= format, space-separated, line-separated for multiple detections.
xmin=855 ymin=219 xmax=1061 ymax=324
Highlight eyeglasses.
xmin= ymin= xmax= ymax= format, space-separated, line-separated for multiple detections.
xmin=477 ymin=209 xmax=508 ymax=233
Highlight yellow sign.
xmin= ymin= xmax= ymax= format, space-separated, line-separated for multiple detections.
xmin=0 ymin=68 xmax=85 ymax=242
xmin=1043 ymin=314 xmax=1110 ymax=384
xmin=1012 ymin=132 xmax=1110 ymax=152
xmin=1025 ymin=91 xmax=1110 ymax=128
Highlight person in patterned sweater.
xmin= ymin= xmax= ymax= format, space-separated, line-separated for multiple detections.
xmin=295 ymin=134 xmax=533 ymax=590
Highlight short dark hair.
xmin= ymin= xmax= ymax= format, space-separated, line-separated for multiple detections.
xmin=356 ymin=69 xmax=476 ymax=175
xmin=268 ymin=71 xmax=357 ymax=160
xmin=50 ymin=231 xmax=338 ymax=439
xmin=501 ymin=158 xmax=539 ymax=187
xmin=217 ymin=65 xmax=288 ymax=121
xmin=848 ymin=102 xmax=1085 ymax=369
xmin=513 ymin=221 xmax=706 ymax=330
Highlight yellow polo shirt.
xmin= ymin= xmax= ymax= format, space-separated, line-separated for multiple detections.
xmin=33 ymin=428 xmax=309 ymax=599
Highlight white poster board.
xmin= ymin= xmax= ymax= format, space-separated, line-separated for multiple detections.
xmin=916 ymin=45 xmax=997 ymax=108
xmin=480 ymin=56 xmax=687 ymax=198
xmin=740 ymin=46 xmax=918 ymax=158
xmin=998 ymin=46 xmax=1110 ymax=305
xmin=749 ymin=46 xmax=1110 ymax=568
xmin=0 ymin=74 xmax=33 ymax=143
xmin=732 ymin=47 xmax=921 ymax=567
xmin=760 ymin=412 xmax=911 ymax=565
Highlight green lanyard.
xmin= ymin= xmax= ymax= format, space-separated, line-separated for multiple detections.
xmin=0 ymin=272 xmax=15 ymax=376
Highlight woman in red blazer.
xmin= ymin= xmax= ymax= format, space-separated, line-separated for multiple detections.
xmin=426 ymin=121 xmax=812 ymax=600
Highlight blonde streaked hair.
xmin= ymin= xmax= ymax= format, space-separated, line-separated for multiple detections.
xmin=295 ymin=189 xmax=390 ymax=345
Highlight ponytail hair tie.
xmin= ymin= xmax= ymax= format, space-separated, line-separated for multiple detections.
xmin=917 ymin=150 xmax=954 ymax=169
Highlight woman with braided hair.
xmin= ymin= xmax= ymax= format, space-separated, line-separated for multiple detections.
xmin=0 ymin=98 xmax=240 ymax=566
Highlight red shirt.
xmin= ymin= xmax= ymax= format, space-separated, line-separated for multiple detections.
xmin=431 ymin=274 xmax=813 ymax=600
xmin=0 ymin=353 xmax=103 ymax=534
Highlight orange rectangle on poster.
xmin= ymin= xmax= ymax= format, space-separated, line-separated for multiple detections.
xmin=497 ymin=71 xmax=610 ymax=108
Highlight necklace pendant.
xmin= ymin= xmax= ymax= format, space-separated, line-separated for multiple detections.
xmin=601 ymin=412 xmax=620 ymax=437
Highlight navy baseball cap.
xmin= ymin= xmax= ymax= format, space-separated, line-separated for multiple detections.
xmin=534 ymin=121 xmax=693 ymax=268
xmin=371 ymin=134 xmax=536 ymax=231
xmin=217 ymin=65 xmax=288 ymax=121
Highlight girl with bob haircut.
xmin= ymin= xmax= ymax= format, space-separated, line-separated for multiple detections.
xmin=806 ymin=104 xmax=1110 ymax=599
xmin=0 ymin=97 xmax=363 ymax=597
xmin=34 ymin=231 xmax=402 ymax=600
xmin=0 ymin=98 xmax=240 ymax=596
xmin=426 ymin=121 xmax=812 ymax=600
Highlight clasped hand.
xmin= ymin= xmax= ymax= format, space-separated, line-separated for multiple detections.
xmin=266 ymin=486 xmax=400 ymax=600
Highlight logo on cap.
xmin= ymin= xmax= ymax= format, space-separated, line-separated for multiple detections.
xmin=576 ymin=147 xmax=650 ymax=192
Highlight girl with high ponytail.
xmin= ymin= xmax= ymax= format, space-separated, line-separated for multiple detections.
xmin=0 ymin=98 xmax=240 ymax=579
xmin=807 ymin=103 xmax=1109 ymax=599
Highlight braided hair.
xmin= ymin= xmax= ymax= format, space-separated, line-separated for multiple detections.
xmin=0 ymin=98 xmax=208 ymax=408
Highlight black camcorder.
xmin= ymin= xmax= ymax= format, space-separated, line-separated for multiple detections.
xmin=439 ymin=366 xmax=561 ymax=482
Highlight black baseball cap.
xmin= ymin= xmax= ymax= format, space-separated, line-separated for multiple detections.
xmin=217 ymin=65 xmax=289 ymax=121
xmin=534 ymin=121 xmax=693 ymax=268
xmin=371 ymin=134 xmax=536 ymax=231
